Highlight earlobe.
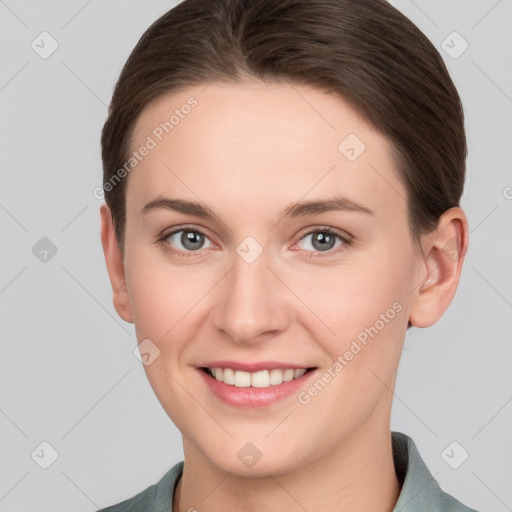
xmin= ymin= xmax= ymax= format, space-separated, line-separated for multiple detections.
xmin=409 ymin=207 xmax=469 ymax=328
xmin=100 ymin=204 xmax=134 ymax=324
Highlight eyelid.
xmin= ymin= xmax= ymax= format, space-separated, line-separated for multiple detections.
xmin=296 ymin=225 xmax=352 ymax=242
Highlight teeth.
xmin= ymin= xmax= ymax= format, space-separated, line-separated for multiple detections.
xmin=269 ymin=369 xmax=284 ymax=385
xmin=250 ymin=370 xmax=268 ymax=388
xmin=207 ymin=367 xmax=307 ymax=388
xmin=283 ymin=369 xmax=294 ymax=382
xmin=223 ymin=368 xmax=235 ymax=385
xmin=234 ymin=370 xmax=251 ymax=387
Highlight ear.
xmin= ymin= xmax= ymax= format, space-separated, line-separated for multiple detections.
xmin=409 ymin=207 xmax=469 ymax=328
xmin=100 ymin=204 xmax=133 ymax=323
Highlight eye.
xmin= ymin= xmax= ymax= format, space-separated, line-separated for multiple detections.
xmin=157 ymin=225 xmax=352 ymax=258
xmin=295 ymin=227 xmax=351 ymax=258
xmin=159 ymin=227 xmax=213 ymax=255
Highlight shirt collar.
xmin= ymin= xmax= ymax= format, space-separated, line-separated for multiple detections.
xmin=391 ymin=431 xmax=476 ymax=511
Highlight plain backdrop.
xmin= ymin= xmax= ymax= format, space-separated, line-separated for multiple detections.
xmin=1 ymin=1 xmax=511 ymax=511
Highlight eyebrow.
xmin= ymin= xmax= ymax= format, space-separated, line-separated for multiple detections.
xmin=141 ymin=195 xmax=374 ymax=221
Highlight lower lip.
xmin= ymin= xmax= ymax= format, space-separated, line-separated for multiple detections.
xmin=199 ymin=368 xmax=316 ymax=408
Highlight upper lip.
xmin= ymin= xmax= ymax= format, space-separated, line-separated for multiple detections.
xmin=199 ymin=361 xmax=314 ymax=372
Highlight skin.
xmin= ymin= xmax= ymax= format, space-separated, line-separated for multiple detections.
xmin=100 ymin=81 xmax=469 ymax=512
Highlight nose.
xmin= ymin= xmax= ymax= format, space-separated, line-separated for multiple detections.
xmin=212 ymin=245 xmax=291 ymax=345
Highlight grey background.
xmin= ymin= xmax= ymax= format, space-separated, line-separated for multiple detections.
xmin=1 ymin=0 xmax=511 ymax=510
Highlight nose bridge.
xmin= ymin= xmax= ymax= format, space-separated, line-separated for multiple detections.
xmin=213 ymin=239 xmax=289 ymax=344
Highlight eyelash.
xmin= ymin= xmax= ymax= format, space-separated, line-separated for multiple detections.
xmin=157 ymin=225 xmax=352 ymax=259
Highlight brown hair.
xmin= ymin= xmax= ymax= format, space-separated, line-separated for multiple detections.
xmin=101 ymin=0 xmax=466 ymax=260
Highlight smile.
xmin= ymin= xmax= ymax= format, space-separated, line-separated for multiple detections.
xmin=204 ymin=367 xmax=308 ymax=388
xmin=198 ymin=364 xmax=317 ymax=408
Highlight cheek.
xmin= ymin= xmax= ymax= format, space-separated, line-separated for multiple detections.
xmin=289 ymin=241 xmax=414 ymax=361
xmin=124 ymin=244 xmax=216 ymax=344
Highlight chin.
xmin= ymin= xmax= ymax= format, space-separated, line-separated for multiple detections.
xmin=200 ymin=441 xmax=307 ymax=479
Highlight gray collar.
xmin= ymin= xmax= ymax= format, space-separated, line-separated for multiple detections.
xmin=391 ymin=431 xmax=478 ymax=511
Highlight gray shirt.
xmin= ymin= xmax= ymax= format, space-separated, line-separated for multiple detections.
xmin=96 ymin=431 xmax=480 ymax=511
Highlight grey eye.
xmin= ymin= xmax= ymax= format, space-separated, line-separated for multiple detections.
xmin=298 ymin=231 xmax=343 ymax=252
xmin=167 ymin=229 xmax=212 ymax=251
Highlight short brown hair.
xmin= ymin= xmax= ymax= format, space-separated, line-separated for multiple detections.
xmin=101 ymin=0 xmax=466 ymax=257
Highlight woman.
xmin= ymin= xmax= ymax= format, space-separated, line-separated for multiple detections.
xmin=97 ymin=0 xmax=479 ymax=510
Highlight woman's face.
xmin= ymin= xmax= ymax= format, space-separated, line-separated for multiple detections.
xmin=115 ymin=82 xmax=427 ymax=475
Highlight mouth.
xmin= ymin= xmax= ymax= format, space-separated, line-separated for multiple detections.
xmin=197 ymin=363 xmax=317 ymax=408
xmin=201 ymin=367 xmax=314 ymax=388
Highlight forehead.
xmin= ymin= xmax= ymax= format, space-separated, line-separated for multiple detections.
xmin=127 ymin=82 xmax=407 ymax=222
